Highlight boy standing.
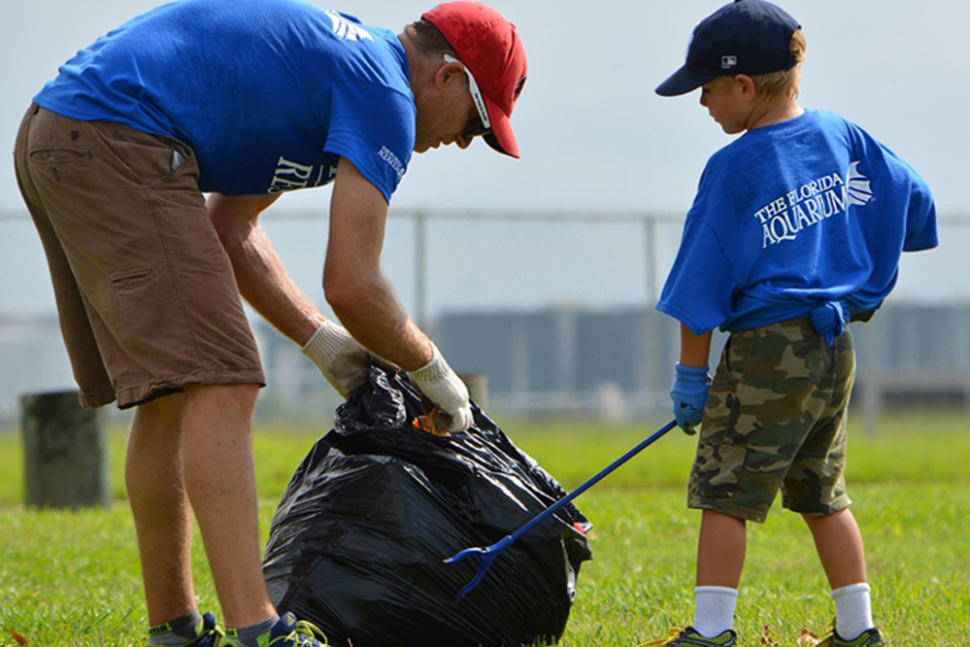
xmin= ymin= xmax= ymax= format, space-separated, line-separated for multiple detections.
xmin=650 ymin=1 xmax=937 ymax=645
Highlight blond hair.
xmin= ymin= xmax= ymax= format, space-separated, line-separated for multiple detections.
xmin=751 ymin=28 xmax=806 ymax=100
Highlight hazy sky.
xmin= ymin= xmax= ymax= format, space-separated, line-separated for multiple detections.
xmin=2 ymin=0 xmax=968 ymax=319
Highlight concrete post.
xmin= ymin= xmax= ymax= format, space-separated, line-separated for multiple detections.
xmin=460 ymin=373 xmax=489 ymax=411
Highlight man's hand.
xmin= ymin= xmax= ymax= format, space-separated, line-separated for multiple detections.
xmin=670 ymin=362 xmax=711 ymax=434
xmin=407 ymin=344 xmax=473 ymax=433
xmin=302 ymin=320 xmax=376 ymax=399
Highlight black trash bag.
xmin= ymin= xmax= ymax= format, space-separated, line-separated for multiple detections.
xmin=262 ymin=367 xmax=592 ymax=647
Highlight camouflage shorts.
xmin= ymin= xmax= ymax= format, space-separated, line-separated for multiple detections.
xmin=688 ymin=318 xmax=856 ymax=522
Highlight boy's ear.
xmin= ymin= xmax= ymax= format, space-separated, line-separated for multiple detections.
xmin=735 ymin=74 xmax=757 ymax=99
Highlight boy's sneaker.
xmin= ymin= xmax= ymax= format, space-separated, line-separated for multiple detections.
xmin=148 ymin=611 xmax=223 ymax=647
xmin=814 ymin=623 xmax=885 ymax=646
xmin=643 ymin=625 xmax=737 ymax=646
xmin=217 ymin=612 xmax=328 ymax=647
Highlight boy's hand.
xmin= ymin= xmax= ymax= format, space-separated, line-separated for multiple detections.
xmin=670 ymin=363 xmax=711 ymax=434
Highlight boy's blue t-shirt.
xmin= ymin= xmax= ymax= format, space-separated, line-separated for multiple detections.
xmin=33 ymin=0 xmax=414 ymax=202
xmin=657 ymin=109 xmax=938 ymax=335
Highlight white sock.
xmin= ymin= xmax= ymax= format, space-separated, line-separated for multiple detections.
xmin=693 ymin=585 xmax=738 ymax=638
xmin=832 ymin=582 xmax=874 ymax=640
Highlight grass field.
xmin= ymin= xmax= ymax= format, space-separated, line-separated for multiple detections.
xmin=1 ymin=410 xmax=968 ymax=646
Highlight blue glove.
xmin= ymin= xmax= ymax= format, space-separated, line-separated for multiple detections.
xmin=670 ymin=363 xmax=711 ymax=434
xmin=809 ymin=301 xmax=847 ymax=346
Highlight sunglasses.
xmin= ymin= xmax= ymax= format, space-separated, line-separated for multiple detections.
xmin=443 ymin=54 xmax=492 ymax=139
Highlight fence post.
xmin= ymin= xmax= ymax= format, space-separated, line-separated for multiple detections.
xmin=414 ymin=211 xmax=430 ymax=333
xmin=20 ymin=390 xmax=110 ymax=509
xmin=857 ymin=322 xmax=880 ymax=437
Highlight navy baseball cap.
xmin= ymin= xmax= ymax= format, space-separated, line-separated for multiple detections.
xmin=655 ymin=0 xmax=800 ymax=97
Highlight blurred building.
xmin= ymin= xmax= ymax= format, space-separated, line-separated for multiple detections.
xmin=435 ymin=303 xmax=970 ymax=422
xmin=2 ymin=304 xmax=969 ymax=426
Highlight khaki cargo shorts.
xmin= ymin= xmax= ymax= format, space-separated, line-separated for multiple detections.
xmin=688 ymin=318 xmax=855 ymax=522
xmin=14 ymin=104 xmax=265 ymax=408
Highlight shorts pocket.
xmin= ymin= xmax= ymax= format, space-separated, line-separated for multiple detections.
xmin=743 ymin=445 xmax=793 ymax=476
xmin=109 ymin=267 xmax=156 ymax=291
xmin=691 ymin=441 xmax=746 ymax=496
xmin=108 ymin=267 xmax=171 ymax=351
xmin=29 ymin=147 xmax=93 ymax=165
xmin=722 ymin=331 xmax=751 ymax=382
xmin=91 ymin=125 xmax=196 ymax=187
xmin=690 ymin=440 xmax=783 ymax=520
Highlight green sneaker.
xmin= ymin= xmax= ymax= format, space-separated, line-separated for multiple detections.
xmin=643 ymin=625 xmax=737 ymax=646
xmin=148 ymin=611 xmax=223 ymax=647
xmin=814 ymin=623 xmax=885 ymax=646
xmin=217 ymin=612 xmax=328 ymax=647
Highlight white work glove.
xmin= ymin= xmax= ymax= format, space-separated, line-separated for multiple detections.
xmin=301 ymin=320 xmax=374 ymax=399
xmin=407 ymin=343 xmax=473 ymax=433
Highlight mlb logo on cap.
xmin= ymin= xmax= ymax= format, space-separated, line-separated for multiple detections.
xmin=721 ymin=55 xmax=738 ymax=69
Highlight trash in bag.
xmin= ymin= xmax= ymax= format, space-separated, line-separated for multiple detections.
xmin=262 ymin=367 xmax=592 ymax=647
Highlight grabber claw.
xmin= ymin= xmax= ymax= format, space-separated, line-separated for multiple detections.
xmin=443 ymin=535 xmax=514 ymax=599
xmin=412 ymin=406 xmax=450 ymax=436
xmin=443 ymin=419 xmax=677 ymax=598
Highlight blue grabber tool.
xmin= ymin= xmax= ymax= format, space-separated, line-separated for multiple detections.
xmin=444 ymin=419 xmax=678 ymax=598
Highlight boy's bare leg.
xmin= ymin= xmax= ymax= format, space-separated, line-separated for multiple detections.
xmin=126 ymin=393 xmax=197 ymax=625
xmin=803 ymin=508 xmax=868 ymax=588
xmin=696 ymin=509 xmax=747 ymax=587
xmin=180 ymin=383 xmax=276 ymax=628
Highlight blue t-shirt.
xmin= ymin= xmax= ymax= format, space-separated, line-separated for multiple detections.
xmin=33 ymin=0 xmax=414 ymax=202
xmin=657 ymin=109 xmax=938 ymax=335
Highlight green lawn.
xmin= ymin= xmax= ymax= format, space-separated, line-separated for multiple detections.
xmin=0 ymin=410 xmax=968 ymax=646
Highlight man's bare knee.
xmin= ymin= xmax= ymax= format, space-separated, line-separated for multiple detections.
xmin=182 ymin=383 xmax=260 ymax=425
xmin=132 ymin=392 xmax=185 ymax=439
xmin=184 ymin=382 xmax=259 ymax=401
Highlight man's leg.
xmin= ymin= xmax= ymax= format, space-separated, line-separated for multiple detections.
xmin=180 ymin=383 xmax=276 ymax=628
xmin=127 ymin=393 xmax=197 ymax=625
xmin=18 ymin=106 xmax=273 ymax=635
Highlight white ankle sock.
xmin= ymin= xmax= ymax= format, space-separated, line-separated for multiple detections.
xmin=832 ymin=582 xmax=873 ymax=639
xmin=693 ymin=585 xmax=738 ymax=638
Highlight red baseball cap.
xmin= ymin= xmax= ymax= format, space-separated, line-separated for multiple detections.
xmin=422 ymin=2 xmax=528 ymax=158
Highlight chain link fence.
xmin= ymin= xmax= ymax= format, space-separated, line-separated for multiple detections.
xmin=2 ymin=207 xmax=968 ymax=429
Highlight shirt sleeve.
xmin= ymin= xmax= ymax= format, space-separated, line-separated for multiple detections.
xmin=324 ymin=80 xmax=415 ymax=203
xmin=850 ymin=122 xmax=938 ymax=253
xmin=841 ymin=120 xmax=939 ymax=312
xmin=656 ymin=205 xmax=737 ymax=336
xmin=896 ymin=154 xmax=938 ymax=252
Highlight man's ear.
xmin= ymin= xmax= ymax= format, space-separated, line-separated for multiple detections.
xmin=435 ymin=59 xmax=465 ymax=89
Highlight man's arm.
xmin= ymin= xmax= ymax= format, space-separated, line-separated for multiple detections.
xmin=207 ymin=192 xmax=325 ymax=345
xmin=325 ymin=157 xmax=471 ymax=431
xmin=209 ymin=191 xmax=386 ymax=399
xmin=323 ymin=157 xmax=433 ymax=370
xmin=208 ymin=161 xmax=470 ymax=429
